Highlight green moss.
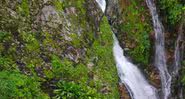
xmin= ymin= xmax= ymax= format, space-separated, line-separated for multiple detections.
xmin=42 ymin=32 xmax=54 ymax=47
xmin=18 ymin=0 xmax=30 ymax=17
xmin=53 ymin=0 xmax=63 ymax=11
xmin=69 ymin=33 xmax=82 ymax=47
xmin=21 ymin=32 xmax=40 ymax=51
xmin=62 ymin=0 xmax=85 ymax=8
xmin=86 ymin=16 xmax=119 ymax=98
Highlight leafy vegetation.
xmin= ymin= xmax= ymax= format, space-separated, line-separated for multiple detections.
xmin=0 ymin=56 xmax=17 ymax=71
xmin=86 ymin=16 xmax=119 ymax=98
xmin=158 ymin=0 xmax=184 ymax=25
xmin=49 ymin=55 xmax=88 ymax=83
xmin=18 ymin=0 xmax=30 ymax=17
xmin=54 ymin=81 xmax=98 ymax=99
xmin=118 ymin=0 xmax=151 ymax=65
xmin=0 ymin=71 xmax=48 ymax=98
xmin=53 ymin=0 xmax=63 ymax=11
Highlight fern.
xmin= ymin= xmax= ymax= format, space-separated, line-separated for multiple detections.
xmin=0 ymin=71 xmax=48 ymax=98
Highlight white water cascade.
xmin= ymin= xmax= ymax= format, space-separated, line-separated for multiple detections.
xmin=113 ymin=35 xmax=158 ymax=99
xmin=174 ymin=33 xmax=182 ymax=77
xmin=174 ymin=23 xmax=184 ymax=76
xmin=146 ymin=0 xmax=172 ymax=99
xmin=96 ymin=0 xmax=158 ymax=99
xmin=95 ymin=0 xmax=106 ymax=12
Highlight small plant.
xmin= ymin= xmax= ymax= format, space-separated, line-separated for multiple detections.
xmin=17 ymin=0 xmax=30 ymax=17
xmin=53 ymin=0 xmax=63 ymax=11
xmin=0 ymin=31 xmax=13 ymax=44
xmin=54 ymin=81 xmax=97 ymax=99
xmin=0 ymin=56 xmax=17 ymax=71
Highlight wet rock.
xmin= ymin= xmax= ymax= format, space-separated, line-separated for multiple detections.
xmin=118 ymin=83 xmax=131 ymax=99
xmin=148 ymin=64 xmax=161 ymax=89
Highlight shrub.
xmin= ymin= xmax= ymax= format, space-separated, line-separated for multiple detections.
xmin=0 ymin=31 xmax=11 ymax=42
xmin=17 ymin=0 xmax=30 ymax=17
xmin=47 ymin=55 xmax=88 ymax=82
xmin=158 ymin=0 xmax=184 ymax=25
xmin=0 ymin=56 xmax=17 ymax=70
xmin=0 ymin=71 xmax=48 ymax=99
xmin=53 ymin=81 xmax=98 ymax=99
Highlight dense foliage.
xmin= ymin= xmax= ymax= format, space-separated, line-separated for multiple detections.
xmin=118 ymin=0 xmax=152 ymax=66
xmin=54 ymin=81 xmax=98 ymax=99
xmin=158 ymin=0 xmax=184 ymax=25
xmin=0 ymin=71 xmax=48 ymax=98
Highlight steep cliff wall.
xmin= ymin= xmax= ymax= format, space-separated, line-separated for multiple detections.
xmin=0 ymin=0 xmax=184 ymax=98
xmin=0 ymin=0 xmax=119 ymax=98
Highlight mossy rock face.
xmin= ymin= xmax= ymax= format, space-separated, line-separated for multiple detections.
xmin=0 ymin=0 xmax=119 ymax=98
xmin=107 ymin=0 xmax=152 ymax=68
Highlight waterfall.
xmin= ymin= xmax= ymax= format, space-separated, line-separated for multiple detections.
xmin=146 ymin=0 xmax=172 ymax=99
xmin=173 ymin=22 xmax=184 ymax=99
xmin=96 ymin=0 xmax=158 ymax=99
xmin=174 ymin=23 xmax=184 ymax=76
xmin=95 ymin=0 xmax=106 ymax=12
xmin=113 ymin=34 xmax=158 ymax=99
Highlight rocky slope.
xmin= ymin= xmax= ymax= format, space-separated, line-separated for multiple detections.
xmin=0 ymin=0 xmax=184 ymax=98
xmin=0 ymin=0 xmax=119 ymax=98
